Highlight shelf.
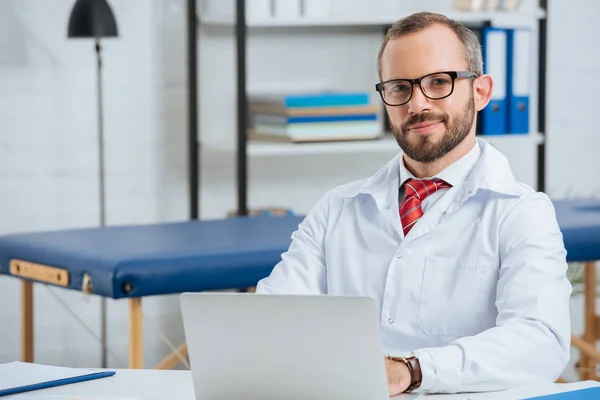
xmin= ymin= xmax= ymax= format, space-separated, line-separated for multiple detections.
xmin=247 ymin=136 xmax=398 ymax=156
xmin=203 ymin=136 xmax=398 ymax=157
xmin=204 ymin=133 xmax=544 ymax=157
xmin=200 ymin=9 xmax=545 ymax=29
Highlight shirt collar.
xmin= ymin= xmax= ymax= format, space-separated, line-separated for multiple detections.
xmin=398 ymin=140 xmax=481 ymax=187
xmin=347 ymin=138 xmax=522 ymax=199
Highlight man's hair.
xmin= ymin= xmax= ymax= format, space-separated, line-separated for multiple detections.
xmin=377 ymin=12 xmax=483 ymax=79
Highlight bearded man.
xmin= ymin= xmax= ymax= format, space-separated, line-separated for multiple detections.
xmin=255 ymin=11 xmax=571 ymax=397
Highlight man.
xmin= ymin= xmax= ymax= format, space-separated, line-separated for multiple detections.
xmin=255 ymin=12 xmax=571 ymax=396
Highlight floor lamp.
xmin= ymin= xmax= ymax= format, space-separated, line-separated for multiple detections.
xmin=67 ymin=0 xmax=118 ymax=369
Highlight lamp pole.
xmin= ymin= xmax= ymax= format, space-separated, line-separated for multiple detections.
xmin=67 ymin=0 xmax=118 ymax=369
xmin=95 ymin=37 xmax=108 ymax=368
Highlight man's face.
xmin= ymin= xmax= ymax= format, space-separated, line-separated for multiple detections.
xmin=379 ymin=25 xmax=477 ymax=163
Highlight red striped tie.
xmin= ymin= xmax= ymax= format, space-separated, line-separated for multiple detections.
xmin=399 ymin=178 xmax=452 ymax=236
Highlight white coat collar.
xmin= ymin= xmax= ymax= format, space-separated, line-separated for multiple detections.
xmin=346 ymin=138 xmax=523 ymax=199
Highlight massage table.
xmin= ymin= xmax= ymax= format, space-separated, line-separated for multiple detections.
xmin=0 ymin=215 xmax=304 ymax=369
xmin=1 ymin=200 xmax=600 ymax=376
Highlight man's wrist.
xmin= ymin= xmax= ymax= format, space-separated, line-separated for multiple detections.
xmin=387 ymin=355 xmax=423 ymax=392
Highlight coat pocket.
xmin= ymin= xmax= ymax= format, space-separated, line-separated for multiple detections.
xmin=416 ymin=255 xmax=498 ymax=337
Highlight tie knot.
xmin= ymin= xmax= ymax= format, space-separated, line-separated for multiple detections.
xmin=403 ymin=178 xmax=451 ymax=201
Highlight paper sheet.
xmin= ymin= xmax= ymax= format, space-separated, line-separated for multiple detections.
xmin=0 ymin=362 xmax=114 ymax=393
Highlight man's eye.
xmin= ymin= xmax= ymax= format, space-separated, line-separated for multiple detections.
xmin=431 ymin=78 xmax=450 ymax=86
xmin=392 ymin=84 xmax=410 ymax=92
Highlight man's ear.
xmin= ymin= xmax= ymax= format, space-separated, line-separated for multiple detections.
xmin=473 ymin=75 xmax=494 ymax=112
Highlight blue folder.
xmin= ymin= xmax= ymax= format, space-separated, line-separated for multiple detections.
xmin=481 ymin=27 xmax=508 ymax=135
xmin=506 ymin=28 xmax=531 ymax=134
xmin=0 ymin=365 xmax=115 ymax=397
xmin=525 ymin=386 xmax=600 ymax=399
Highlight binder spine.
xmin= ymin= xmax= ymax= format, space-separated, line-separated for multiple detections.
xmin=481 ymin=27 xmax=508 ymax=135
xmin=507 ymin=28 xmax=531 ymax=134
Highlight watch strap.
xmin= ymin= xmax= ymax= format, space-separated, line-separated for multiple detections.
xmin=387 ymin=355 xmax=422 ymax=392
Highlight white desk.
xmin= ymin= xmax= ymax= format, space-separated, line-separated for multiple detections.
xmin=4 ymin=369 xmax=600 ymax=399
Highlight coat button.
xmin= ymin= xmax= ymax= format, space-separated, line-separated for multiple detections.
xmin=388 ymin=318 xmax=394 ymax=324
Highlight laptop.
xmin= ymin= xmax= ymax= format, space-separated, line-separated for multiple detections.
xmin=180 ymin=292 xmax=390 ymax=400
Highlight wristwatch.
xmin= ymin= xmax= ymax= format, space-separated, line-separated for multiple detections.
xmin=387 ymin=355 xmax=422 ymax=392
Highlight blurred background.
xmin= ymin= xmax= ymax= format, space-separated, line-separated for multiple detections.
xmin=0 ymin=0 xmax=595 ymax=383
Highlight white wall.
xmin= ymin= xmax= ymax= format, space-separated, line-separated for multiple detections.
xmin=546 ymin=0 xmax=600 ymax=199
xmin=0 ymin=0 xmax=598 ymax=381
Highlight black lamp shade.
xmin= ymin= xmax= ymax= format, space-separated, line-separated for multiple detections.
xmin=68 ymin=0 xmax=118 ymax=38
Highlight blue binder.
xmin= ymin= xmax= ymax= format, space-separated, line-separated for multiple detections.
xmin=525 ymin=386 xmax=600 ymax=399
xmin=506 ymin=28 xmax=531 ymax=134
xmin=0 ymin=362 xmax=115 ymax=397
xmin=481 ymin=27 xmax=508 ymax=135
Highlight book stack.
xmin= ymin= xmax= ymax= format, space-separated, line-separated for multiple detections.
xmin=248 ymin=92 xmax=382 ymax=143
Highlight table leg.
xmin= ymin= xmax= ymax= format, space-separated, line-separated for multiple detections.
xmin=155 ymin=343 xmax=188 ymax=370
xmin=128 ymin=297 xmax=143 ymax=369
xmin=580 ymin=262 xmax=598 ymax=380
xmin=21 ymin=281 xmax=34 ymax=362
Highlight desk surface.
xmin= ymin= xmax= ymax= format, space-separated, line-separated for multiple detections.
xmin=3 ymin=369 xmax=599 ymax=400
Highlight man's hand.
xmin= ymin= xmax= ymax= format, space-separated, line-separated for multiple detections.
xmin=385 ymin=357 xmax=412 ymax=397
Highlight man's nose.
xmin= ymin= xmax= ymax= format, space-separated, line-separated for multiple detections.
xmin=406 ymin=84 xmax=432 ymax=114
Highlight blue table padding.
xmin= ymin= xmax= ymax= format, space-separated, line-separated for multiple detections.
xmin=552 ymin=199 xmax=600 ymax=262
xmin=0 ymin=216 xmax=304 ymax=299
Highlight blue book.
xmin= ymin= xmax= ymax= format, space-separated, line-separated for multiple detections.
xmin=525 ymin=387 xmax=600 ymax=399
xmin=253 ymin=113 xmax=377 ymax=125
xmin=0 ymin=361 xmax=116 ymax=397
xmin=251 ymin=92 xmax=370 ymax=109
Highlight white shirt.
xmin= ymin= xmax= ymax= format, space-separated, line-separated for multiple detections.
xmin=255 ymin=138 xmax=572 ymax=394
xmin=397 ymin=139 xmax=481 ymax=211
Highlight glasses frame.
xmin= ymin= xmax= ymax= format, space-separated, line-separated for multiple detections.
xmin=375 ymin=71 xmax=478 ymax=106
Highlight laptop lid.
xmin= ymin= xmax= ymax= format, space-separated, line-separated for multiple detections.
xmin=180 ymin=292 xmax=389 ymax=400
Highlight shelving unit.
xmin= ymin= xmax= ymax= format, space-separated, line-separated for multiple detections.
xmin=194 ymin=0 xmax=548 ymax=216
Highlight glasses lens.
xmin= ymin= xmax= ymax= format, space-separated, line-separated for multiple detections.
xmin=381 ymin=80 xmax=412 ymax=105
xmin=421 ymin=73 xmax=453 ymax=99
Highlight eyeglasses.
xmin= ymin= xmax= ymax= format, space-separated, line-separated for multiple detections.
xmin=375 ymin=71 xmax=478 ymax=106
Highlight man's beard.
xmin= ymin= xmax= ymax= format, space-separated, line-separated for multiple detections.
xmin=391 ymin=92 xmax=475 ymax=163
